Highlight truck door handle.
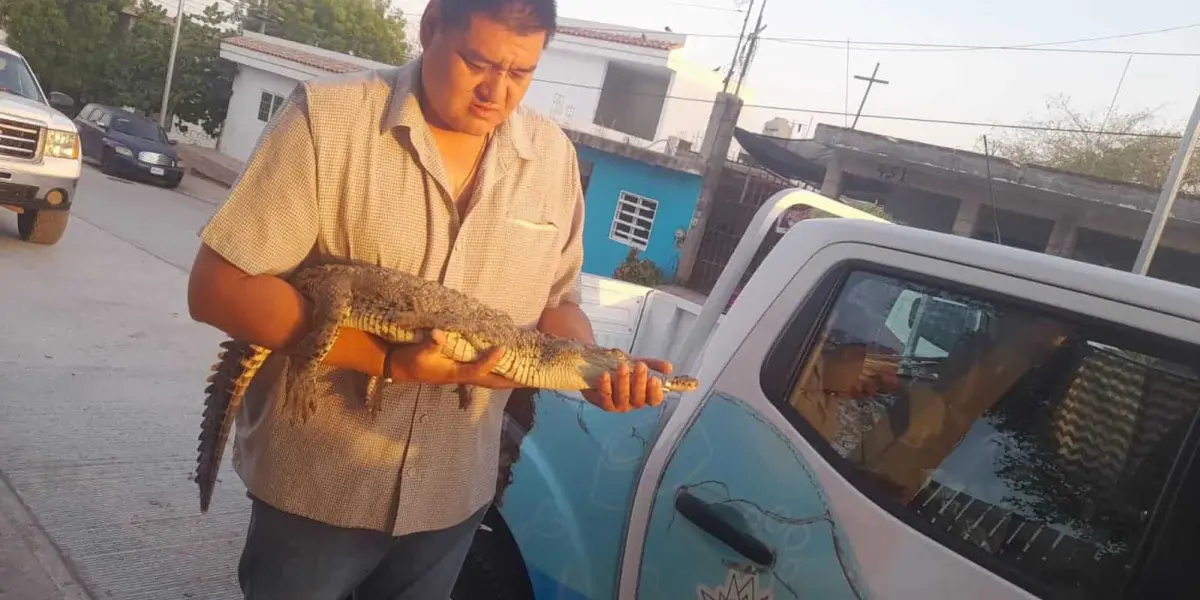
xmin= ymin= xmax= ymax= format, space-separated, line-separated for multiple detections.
xmin=675 ymin=490 xmax=775 ymax=566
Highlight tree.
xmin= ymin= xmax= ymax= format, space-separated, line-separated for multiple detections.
xmin=2 ymin=0 xmax=406 ymax=139
xmin=1 ymin=0 xmax=235 ymax=137
xmin=110 ymin=1 xmax=235 ymax=137
xmin=1 ymin=0 xmax=126 ymax=108
xmin=241 ymin=0 xmax=409 ymax=64
xmin=989 ymin=95 xmax=1200 ymax=194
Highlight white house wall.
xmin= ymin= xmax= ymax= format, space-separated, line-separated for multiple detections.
xmin=219 ymin=66 xmax=301 ymax=164
xmin=548 ymin=36 xmax=669 ymax=69
xmin=522 ymin=46 xmax=606 ymax=131
xmin=658 ymin=54 xmax=757 ymax=149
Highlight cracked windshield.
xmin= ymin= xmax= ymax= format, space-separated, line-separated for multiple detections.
xmin=1 ymin=0 xmax=1198 ymax=599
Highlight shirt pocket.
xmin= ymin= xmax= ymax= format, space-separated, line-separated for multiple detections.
xmin=489 ymin=205 xmax=567 ymax=320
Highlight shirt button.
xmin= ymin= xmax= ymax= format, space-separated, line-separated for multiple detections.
xmin=419 ymin=414 xmax=429 ymax=424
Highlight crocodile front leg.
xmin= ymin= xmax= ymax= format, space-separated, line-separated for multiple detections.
xmin=283 ymin=276 xmax=353 ymax=424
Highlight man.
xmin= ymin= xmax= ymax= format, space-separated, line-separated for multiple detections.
xmin=186 ymin=0 xmax=671 ymax=598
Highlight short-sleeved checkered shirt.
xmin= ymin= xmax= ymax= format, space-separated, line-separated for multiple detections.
xmin=199 ymin=57 xmax=586 ymax=536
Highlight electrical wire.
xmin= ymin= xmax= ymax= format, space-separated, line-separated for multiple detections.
xmin=384 ymin=10 xmax=1200 ymax=57
xmin=773 ymin=22 xmax=1200 ymax=55
xmin=665 ymin=0 xmax=747 ymax=13
xmin=185 ymin=2 xmax=1192 ymax=138
xmin=531 ymin=77 xmax=1185 ymax=138
xmin=211 ymin=2 xmax=1200 ymax=57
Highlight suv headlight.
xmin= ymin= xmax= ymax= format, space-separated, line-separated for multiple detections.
xmin=45 ymin=129 xmax=79 ymax=160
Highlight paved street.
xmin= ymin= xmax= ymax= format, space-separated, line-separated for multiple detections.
xmin=0 ymin=168 xmax=246 ymax=599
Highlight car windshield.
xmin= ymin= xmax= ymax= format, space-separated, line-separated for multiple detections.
xmin=112 ymin=116 xmax=166 ymax=142
xmin=0 ymin=54 xmax=45 ymax=103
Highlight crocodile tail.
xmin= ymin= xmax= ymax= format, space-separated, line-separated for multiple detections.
xmin=195 ymin=340 xmax=270 ymax=513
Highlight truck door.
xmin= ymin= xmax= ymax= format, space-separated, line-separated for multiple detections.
xmin=618 ymin=241 xmax=1200 ymax=600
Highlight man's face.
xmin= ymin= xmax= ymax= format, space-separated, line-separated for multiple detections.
xmin=420 ymin=10 xmax=546 ymax=136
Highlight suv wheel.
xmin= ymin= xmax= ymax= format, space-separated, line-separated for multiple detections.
xmin=17 ymin=209 xmax=69 ymax=245
xmin=100 ymin=148 xmax=117 ymax=176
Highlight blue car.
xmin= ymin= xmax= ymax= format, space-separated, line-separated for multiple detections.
xmin=75 ymin=104 xmax=185 ymax=188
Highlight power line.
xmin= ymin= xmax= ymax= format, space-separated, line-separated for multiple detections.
xmin=387 ymin=11 xmax=1200 ymax=57
xmin=665 ymin=0 xmax=747 ymax=13
xmin=773 ymin=36 xmax=1200 ymax=57
xmin=776 ymin=22 xmax=1200 ymax=55
xmin=206 ymin=3 xmax=1200 ymax=58
xmin=531 ymin=77 xmax=1185 ymax=138
xmin=210 ymin=3 xmax=1200 ymax=57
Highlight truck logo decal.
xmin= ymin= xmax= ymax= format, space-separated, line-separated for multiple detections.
xmin=698 ymin=569 xmax=773 ymax=600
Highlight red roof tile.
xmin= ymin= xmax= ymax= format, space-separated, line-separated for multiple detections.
xmin=222 ymin=36 xmax=369 ymax=74
xmin=557 ymin=27 xmax=683 ymax=51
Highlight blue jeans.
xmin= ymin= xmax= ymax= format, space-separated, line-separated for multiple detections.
xmin=237 ymin=496 xmax=488 ymax=600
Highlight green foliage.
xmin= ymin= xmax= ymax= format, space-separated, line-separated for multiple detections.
xmin=102 ymin=1 xmax=235 ymax=136
xmin=241 ymin=0 xmax=409 ymax=64
xmin=844 ymin=199 xmax=898 ymax=223
xmin=613 ymin=248 xmax=665 ymax=288
xmin=990 ymin=94 xmax=1200 ymax=195
xmin=0 ymin=0 xmax=407 ymax=138
xmin=2 ymin=0 xmax=124 ymax=108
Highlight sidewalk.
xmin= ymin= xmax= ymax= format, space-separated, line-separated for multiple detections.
xmin=175 ymin=144 xmax=244 ymax=189
xmin=0 ymin=474 xmax=90 ymax=600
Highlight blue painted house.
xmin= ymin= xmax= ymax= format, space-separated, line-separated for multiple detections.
xmin=565 ymin=130 xmax=705 ymax=281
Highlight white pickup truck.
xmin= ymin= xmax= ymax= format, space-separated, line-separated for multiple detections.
xmin=451 ymin=189 xmax=1200 ymax=600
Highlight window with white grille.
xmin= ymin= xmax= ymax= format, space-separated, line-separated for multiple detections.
xmin=609 ymin=191 xmax=658 ymax=250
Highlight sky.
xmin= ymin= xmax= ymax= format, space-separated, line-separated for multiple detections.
xmin=180 ymin=0 xmax=1200 ymax=151
xmin=389 ymin=0 xmax=1200 ymax=151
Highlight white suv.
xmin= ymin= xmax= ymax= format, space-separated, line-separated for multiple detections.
xmin=0 ymin=43 xmax=82 ymax=245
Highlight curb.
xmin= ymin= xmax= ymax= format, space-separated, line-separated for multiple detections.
xmin=0 ymin=471 xmax=93 ymax=600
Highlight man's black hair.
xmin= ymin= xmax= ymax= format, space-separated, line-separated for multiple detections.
xmin=438 ymin=0 xmax=558 ymax=41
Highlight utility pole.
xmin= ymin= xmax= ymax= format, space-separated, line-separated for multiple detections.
xmin=1132 ymin=93 xmax=1200 ymax=275
xmin=850 ymin=62 xmax=888 ymax=129
xmin=258 ymin=0 xmax=270 ymax=33
xmin=722 ymin=0 xmax=755 ymax=93
xmin=675 ymin=93 xmax=744 ymax=286
xmin=734 ymin=0 xmax=768 ymax=96
xmin=158 ymin=0 xmax=186 ymax=129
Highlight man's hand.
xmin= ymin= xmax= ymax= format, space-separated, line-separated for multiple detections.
xmin=583 ymin=357 xmax=674 ymax=413
xmin=387 ymin=329 xmax=522 ymax=389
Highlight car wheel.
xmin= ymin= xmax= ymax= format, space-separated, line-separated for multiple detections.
xmin=17 ymin=209 xmax=69 ymax=245
xmin=100 ymin=148 xmax=116 ymax=175
xmin=451 ymin=522 xmax=533 ymax=600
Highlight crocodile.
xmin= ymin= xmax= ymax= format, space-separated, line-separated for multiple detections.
xmin=195 ymin=263 xmax=700 ymax=512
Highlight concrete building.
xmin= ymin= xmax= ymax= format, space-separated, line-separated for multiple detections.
xmin=762 ymin=117 xmax=794 ymax=139
xmin=567 ymin=129 xmax=705 ymax=281
xmin=728 ymin=123 xmax=1200 ymax=288
xmin=529 ymin=18 xmax=751 ymax=152
xmin=216 ymin=32 xmax=395 ymax=163
xmin=214 ymin=21 xmax=746 ymax=164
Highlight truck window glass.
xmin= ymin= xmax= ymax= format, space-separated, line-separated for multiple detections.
xmin=0 ymin=55 xmax=44 ymax=103
xmin=774 ymin=269 xmax=1200 ymax=599
xmin=112 ymin=116 xmax=167 ymax=142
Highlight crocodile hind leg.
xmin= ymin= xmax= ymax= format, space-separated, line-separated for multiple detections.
xmin=283 ymin=277 xmax=353 ymax=424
